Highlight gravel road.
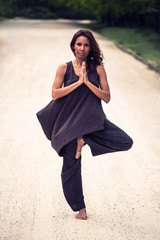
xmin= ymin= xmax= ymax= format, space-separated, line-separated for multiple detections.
xmin=0 ymin=18 xmax=160 ymax=240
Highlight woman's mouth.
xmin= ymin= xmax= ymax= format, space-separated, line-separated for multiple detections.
xmin=79 ymin=52 xmax=85 ymax=56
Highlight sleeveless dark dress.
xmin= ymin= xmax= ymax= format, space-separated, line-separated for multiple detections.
xmin=51 ymin=61 xmax=106 ymax=156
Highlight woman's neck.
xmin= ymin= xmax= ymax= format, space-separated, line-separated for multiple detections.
xmin=74 ymin=58 xmax=87 ymax=66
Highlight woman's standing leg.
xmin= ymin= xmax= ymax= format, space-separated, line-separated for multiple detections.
xmin=61 ymin=139 xmax=87 ymax=220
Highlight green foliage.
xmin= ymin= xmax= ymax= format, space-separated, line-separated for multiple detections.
xmin=60 ymin=0 xmax=157 ymax=20
xmin=0 ymin=0 xmax=64 ymax=19
xmin=60 ymin=0 xmax=160 ymax=31
xmin=60 ymin=0 xmax=104 ymax=20
xmin=0 ymin=0 xmax=15 ymax=18
xmin=0 ymin=0 xmax=159 ymax=32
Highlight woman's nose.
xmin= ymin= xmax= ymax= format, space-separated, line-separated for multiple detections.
xmin=81 ymin=45 xmax=85 ymax=51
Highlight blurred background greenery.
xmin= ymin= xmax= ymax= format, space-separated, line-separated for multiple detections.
xmin=0 ymin=0 xmax=160 ymax=70
xmin=0 ymin=0 xmax=159 ymax=31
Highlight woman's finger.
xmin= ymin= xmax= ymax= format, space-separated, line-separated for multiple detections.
xmin=82 ymin=62 xmax=86 ymax=74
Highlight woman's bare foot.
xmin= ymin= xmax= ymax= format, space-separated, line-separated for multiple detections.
xmin=75 ymin=208 xmax=87 ymax=220
xmin=75 ymin=137 xmax=85 ymax=159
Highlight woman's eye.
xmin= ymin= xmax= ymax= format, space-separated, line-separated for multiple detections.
xmin=76 ymin=43 xmax=89 ymax=47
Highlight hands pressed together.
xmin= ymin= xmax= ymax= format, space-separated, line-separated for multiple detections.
xmin=78 ymin=62 xmax=89 ymax=85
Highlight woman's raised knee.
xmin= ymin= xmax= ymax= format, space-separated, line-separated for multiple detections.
xmin=125 ymin=137 xmax=133 ymax=150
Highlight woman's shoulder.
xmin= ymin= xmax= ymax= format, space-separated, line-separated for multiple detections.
xmin=96 ymin=64 xmax=106 ymax=76
xmin=96 ymin=64 xmax=105 ymax=71
xmin=57 ymin=61 xmax=73 ymax=79
xmin=58 ymin=63 xmax=67 ymax=71
xmin=58 ymin=61 xmax=72 ymax=72
xmin=56 ymin=63 xmax=68 ymax=77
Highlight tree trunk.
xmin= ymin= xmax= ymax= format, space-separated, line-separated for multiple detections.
xmin=155 ymin=12 xmax=160 ymax=33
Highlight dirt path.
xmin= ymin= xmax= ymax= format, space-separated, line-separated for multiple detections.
xmin=0 ymin=18 xmax=160 ymax=240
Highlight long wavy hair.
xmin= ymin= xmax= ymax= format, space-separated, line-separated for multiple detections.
xmin=70 ymin=29 xmax=104 ymax=71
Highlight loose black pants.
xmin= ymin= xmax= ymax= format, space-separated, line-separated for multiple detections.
xmin=61 ymin=119 xmax=133 ymax=212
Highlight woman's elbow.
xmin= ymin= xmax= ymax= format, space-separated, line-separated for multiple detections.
xmin=104 ymin=93 xmax=111 ymax=104
xmin=52 ymin=90 xmax=57 ymax=101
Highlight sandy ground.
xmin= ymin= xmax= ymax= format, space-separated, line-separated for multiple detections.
xmin=0 ymin=18 xmax=160 ymax=240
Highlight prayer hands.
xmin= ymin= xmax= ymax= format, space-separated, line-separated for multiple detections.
xmin=79 ymin=62 xmax=88 ymax=84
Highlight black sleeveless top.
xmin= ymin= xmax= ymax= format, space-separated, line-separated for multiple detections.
xmin=51 ymin=61 xmax=106 ymax=156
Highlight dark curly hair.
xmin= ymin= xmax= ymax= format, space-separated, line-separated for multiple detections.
xmin=70 ymin=29 xmax=104 ymax=71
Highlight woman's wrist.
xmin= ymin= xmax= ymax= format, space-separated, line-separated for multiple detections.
xmin=78 ymin=77 xmax=84 ymax=85
xmin=84 ymin=76 xmax=89 ymax=85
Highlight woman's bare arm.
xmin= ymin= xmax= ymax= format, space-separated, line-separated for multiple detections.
xmin=84 ymin=65 xmax=111 ymax=103
xmin=52 ymin=64 xmax=83 ymax=100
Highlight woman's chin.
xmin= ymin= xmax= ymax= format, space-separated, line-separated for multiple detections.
xmin=77 ymin=55 xmax=87 ymax=60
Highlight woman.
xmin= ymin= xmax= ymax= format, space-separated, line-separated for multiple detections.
xmin=51 ymin=29 xmax=133 ymax=220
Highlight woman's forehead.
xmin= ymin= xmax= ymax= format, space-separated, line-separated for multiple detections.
xmin=75 ymin=36 xmax=90 ymax=43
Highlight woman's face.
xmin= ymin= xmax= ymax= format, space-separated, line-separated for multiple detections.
xmin=73 ymin=36 xmax=91 ymax=59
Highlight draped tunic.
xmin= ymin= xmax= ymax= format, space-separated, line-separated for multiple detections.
xmin=51 ymin=61 xmax=107 ymax=156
